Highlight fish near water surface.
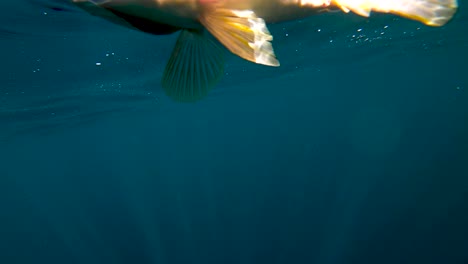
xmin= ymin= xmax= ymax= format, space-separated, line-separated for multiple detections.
xmin=73 ymin=0 xmax=458 ymax=102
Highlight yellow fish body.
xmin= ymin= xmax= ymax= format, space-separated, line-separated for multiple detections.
xmin=74 ymin=0 xmax=458 ymax=102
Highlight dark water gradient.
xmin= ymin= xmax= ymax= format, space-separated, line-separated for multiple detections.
xmin=0 ymin=1 xmax=467 ymax=264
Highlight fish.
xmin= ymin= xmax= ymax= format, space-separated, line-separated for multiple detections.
xmin=73 ymin=0 xmax=458 ymax=102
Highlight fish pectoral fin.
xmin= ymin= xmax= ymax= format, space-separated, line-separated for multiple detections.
xmin=199 ymin=8 xmax=280 ymax=67
xmin=333 ymin=0 xmax=458 ymax=26
xmin=162 ymin=29 xmax=225 ymax=102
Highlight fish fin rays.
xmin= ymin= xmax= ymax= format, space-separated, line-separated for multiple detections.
xmin=382 ymin=0 xmax=457 ymax=26
xmin=199 ymin=7 xmax=280 ymax=67
xmin=332 ymin=0 xmax=457 ymax=26
xmin=162 ymin=29 xmax=225 ymax=102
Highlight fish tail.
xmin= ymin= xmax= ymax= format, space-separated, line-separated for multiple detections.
xmin=333 ymin=0 xmax=458 ymax=26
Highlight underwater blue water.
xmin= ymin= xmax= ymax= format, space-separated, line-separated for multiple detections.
xmin=0 ymin=0 xmax=467 ymax=263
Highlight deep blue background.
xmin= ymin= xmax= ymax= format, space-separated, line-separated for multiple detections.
xmin=0 ymin=1 xmax=467 ymax=263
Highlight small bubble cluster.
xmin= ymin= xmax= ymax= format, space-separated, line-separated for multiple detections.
xmin=346 ymin=25 xmax=393 ymax=45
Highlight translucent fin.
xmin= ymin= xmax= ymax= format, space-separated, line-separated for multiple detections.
xmin=332 ymin=0 xmax=458 ymax=26
xmin=162 ymin=29 xmax=225 ymax=103
xmin=199 ymin=8 xmax=280 ymax=67
xmin=381 ymin=0 xmax=458 ymax=26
